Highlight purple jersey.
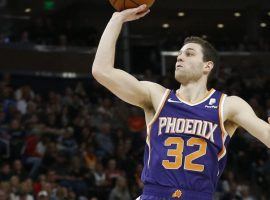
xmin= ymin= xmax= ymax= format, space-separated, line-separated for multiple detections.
xmin=141 ymin=89 xmax=230 ymax=199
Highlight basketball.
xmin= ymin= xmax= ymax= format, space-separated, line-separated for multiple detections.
xmin=109 ymin=0 xmax=155 ymax=11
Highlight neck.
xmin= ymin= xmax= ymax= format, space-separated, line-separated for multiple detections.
xmin=177 ymin=79 xmax=209 ymax=103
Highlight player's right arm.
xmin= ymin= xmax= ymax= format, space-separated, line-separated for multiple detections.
xmin=92 ymin=5 xmax=162 ymax=109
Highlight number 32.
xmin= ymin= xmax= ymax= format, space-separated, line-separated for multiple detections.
xmin=162 ymin=137 xmax=207 ymax=172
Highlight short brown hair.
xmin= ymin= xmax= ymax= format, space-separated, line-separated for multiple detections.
xmin=184 ymin=36 xmax=219 ymax=75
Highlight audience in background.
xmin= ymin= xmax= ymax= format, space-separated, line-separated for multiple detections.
xmin=0 ymin=16 xmax=270 ymax=52
xmin=0 ymin=69 xmax=269 ymax=199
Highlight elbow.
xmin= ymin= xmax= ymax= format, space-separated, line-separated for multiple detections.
xmin=91 ymin=65 xmax=102 ymax=80
xmin=92 ymin=65 xmax=113 ymax=80
xmin=91 ymin=65 xmax=109 ymax=84
xmin=91 ymin=65 xmax=98 ymax=77
xmin=91 ymin=69 xmax=97 ymax=80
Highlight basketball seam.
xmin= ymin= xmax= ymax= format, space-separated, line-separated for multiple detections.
xmin=112 ymin=0 xmax=118 ymax=9
xmin=124 ymin=0 xmax=126 ymax=10
xmin=128 ymin=0 xmax=140 ymax=6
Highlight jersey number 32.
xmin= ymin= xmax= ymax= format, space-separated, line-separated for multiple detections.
xmin=162 ymin=137 xmax=207 ymax=172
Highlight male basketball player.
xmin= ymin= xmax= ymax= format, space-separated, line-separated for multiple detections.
xmin=92 ymin=4 xmax=270 ymax=200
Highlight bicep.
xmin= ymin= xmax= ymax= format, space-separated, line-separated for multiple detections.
xmin=227 ymin=96 xmax=270 ymax=145
xmin=92 ymin=68 xmax=163 ymax=108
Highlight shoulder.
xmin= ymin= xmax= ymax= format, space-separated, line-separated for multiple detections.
xmin=141 ymin=81 xmax=169 ymax=101
xmin=223 ymin=95 xmax=252 ymax=120
xmin=224 ymin=95 xmax=246 ymax=105
xmin=140 ymin=81 xmax=169 ymax=111
xmin=224 ymin=95 xmax=249 ymax=108
xmin=140 ymin=81 xmax=167 ymax=93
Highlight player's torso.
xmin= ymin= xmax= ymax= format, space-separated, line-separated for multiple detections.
xmin=141 ymin=88 xmax=230 ymax=195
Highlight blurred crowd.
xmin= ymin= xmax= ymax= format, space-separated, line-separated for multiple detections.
xmin=0 ymin=16 xmax=270 ymax=52
xmin=0 ymin=17 xmax=98 ymax=49
xmin=0 ymin=65 xmax=269 ymax=199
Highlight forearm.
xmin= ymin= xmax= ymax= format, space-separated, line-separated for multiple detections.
xmin=266 ymin=127 xmax=270 ymax=148
xmin=92 ymin=15 xmax=124 ymax=74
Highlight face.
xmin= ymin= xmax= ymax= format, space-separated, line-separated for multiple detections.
xmin=0 ymin=190 xmax=7 ymax=200
xmin=14 ymin=160 xmax=22 ymax=170
xmin=108 ymin=159 xmax=116 ymax=169
xmin=175 ymin=43 xmax=212 ymax=84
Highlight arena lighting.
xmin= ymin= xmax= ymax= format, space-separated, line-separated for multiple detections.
xmin=44 ymin=0 xmax=55 ymax=11
xmin=62 ymin=72 xmax=77 ymax=78
xmin=217 ymin=23 xmax=224 ymax=28
xmin=260 ymin=22 xmax=267 ymax=27
xmin=234 ymin=12 xmax=241 ymax=17
xmin=177 ymin=12 xmax=185 ymax=17
xmin=162 ymin=23 xmax=170 ymax=28
xmin=24 ymin=8 xmax=31 ymax=13
xmin=1 ymin=14 xmax=30 ymax=20
xmin=202 ymin=35 xmax=207 ymax=39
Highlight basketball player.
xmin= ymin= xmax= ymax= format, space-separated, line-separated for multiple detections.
xmin=92 ymin=4 xmax=270 ymax=200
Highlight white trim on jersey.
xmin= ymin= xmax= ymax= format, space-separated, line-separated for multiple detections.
xmin=147 ymin=89 xmax=171 ymax=128
xmin=146 ymin=89 xmax=170 ymax=167
xmin=175 ymin=88 xmax=216 ymax=106
xmin=218 ymin=94 xmax=229 ymax=161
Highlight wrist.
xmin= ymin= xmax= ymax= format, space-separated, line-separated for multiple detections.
xmin=111 ymin=13 xmax=125 ymax=24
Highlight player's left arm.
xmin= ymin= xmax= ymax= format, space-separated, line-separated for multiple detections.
xmin=225 ymin=96 xmax=270 ymax=148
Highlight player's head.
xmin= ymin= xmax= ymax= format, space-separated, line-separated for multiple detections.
xmin=175 ymin=36 xmax=219 ymax=85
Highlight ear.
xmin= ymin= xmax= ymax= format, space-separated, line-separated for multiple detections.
xmin=203 ymin=61 xmax=214 ymax=74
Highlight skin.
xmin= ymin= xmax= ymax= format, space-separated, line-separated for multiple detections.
xmin=92 ymin=5 xmax=270 ymax=147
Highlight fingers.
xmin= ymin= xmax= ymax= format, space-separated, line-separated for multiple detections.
xmin=127 ymin=4 xmax=147 ymax=14
xmin=268 ymin=117 xmax=270 ymax=124
xmin=135 ymin=4 xmax=148 ymax=13
xmin=119 ymin=4 xmax=150 ymax=22
xmin=135 ymin=9 xmax=150 ymax=19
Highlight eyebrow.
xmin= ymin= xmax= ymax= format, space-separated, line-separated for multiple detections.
xmin=178 ymin=48 xmax=196 ymax=54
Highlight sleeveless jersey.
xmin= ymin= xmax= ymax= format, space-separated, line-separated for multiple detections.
xmin=141 ymin=88 xmax=230 ymax=197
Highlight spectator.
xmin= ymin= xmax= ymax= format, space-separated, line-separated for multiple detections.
xmin=0 ymin=188 xmax=8 ymax=200
xmin=0 ymin=163 xmax=12 ymax=182
xmin=9 ymin=175 xmax=20 ymax=195
xmin=95 ymin=123 xmax=114 ymax=157
xmin=59 ymin=156 xmax=88 ymax=196
xmin=37 ymin=190 xmax=49 ymax=200
xmin=12 ymin=159 xmax=27 ymax=181
xmin=109 ymin=176 xmax=131 ymax=200
xmin=93 ymin=161 xmax=107 ymax=187
xmin=22 ymin=132 xmax=47 ymax=179
xmin=105 ymin=158 xmax=123 ymax=187
xmin=57 ymin=127 xmax=78 ymax=156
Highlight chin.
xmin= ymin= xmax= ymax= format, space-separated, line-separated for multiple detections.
xmin=175 ymin=74 xmax=186 ymax=84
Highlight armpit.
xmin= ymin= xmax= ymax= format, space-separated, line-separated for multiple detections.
xmin=224 ymin=120 xmax=239 ymax=137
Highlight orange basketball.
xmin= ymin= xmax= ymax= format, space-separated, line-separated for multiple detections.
xmin=109 ymin=0 xmax=155 ymax=11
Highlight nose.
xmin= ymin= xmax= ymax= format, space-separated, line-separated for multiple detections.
xmin=177 ymin=55 xmax=184 ymax=62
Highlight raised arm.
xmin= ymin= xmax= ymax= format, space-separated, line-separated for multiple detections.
xmin=92 ymin=5 xmax=164 ymax=109
xmin=225 ymin=96 xmax=270 ymax=148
